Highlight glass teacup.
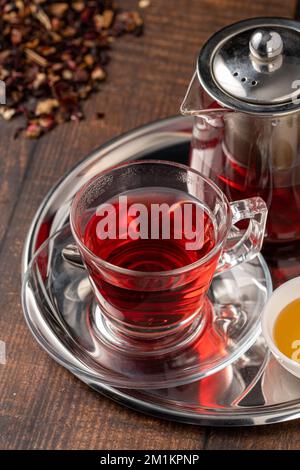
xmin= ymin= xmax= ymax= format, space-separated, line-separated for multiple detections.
xmin=70 ymin=160 xmax=267 ymax=349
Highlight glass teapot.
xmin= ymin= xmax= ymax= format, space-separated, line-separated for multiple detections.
xmin=181 ymin=18 xmax=300 ymax=244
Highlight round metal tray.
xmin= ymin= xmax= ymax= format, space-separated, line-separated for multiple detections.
xmin=22 ymin=115 xmax=300 ymax=426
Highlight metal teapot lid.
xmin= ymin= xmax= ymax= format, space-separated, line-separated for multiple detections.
xmin=198 ymin=18 xmax=300 ymax=115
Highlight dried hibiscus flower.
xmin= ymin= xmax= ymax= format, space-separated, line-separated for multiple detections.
xmin=0 ymin=0 xmax=144 ymax=138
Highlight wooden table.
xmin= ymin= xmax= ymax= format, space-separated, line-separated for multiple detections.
xmin=1 ymin=0 xmax=300 ymax=450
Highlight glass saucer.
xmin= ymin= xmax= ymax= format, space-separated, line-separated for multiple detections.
xmin=22 ymin=223 xmax=271 ymax=390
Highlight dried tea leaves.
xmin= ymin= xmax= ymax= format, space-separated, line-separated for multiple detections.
xmin=0 ymin=0 xmax=144 ymax=138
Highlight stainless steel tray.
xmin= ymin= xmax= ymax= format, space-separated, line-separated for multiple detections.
xmin=22 ymin=115 xmax=300 ymax=426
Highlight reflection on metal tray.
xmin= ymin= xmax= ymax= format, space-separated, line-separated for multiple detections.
xmin=22 ymin=115 xmax=300 ymax=426
xmin=22 ymin=224 xmax=271 ymax=390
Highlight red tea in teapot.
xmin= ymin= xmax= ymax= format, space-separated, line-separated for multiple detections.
xmin=189 ymin=112 xmax=300 ymax=244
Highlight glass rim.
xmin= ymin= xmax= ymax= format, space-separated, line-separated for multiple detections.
xmin=70 ymin=159 xmax=232 ymax=277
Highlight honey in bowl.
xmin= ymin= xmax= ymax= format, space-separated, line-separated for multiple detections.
xmin=274 ymin=299 xmax=300 ymax=363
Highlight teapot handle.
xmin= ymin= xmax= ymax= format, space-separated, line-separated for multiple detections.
xmin=180 ymin=71 xmax=232 ymax=118
xmin=180 ymin=71 xmax=203 ymax=116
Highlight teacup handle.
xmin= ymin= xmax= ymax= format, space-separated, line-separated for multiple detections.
xmin=215 ymin=197 xmax=268 ymax=275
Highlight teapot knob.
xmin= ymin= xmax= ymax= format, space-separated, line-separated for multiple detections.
xmin=250 ymin=29 xmax=283 ymax=61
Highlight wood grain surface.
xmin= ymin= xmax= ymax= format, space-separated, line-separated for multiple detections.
xmin=0 ymin=0 xmax=299 ymax=450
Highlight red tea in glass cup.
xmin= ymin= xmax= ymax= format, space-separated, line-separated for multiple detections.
xmin=70 ymin=161 xmax=267 ymax=347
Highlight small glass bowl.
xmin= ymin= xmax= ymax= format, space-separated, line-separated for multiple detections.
xmin=262 ymin=276 xmax=300 ymax=379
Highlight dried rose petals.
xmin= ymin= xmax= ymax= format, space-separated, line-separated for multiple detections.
xmin=0 ymin=1 xmax=144 ymax=138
